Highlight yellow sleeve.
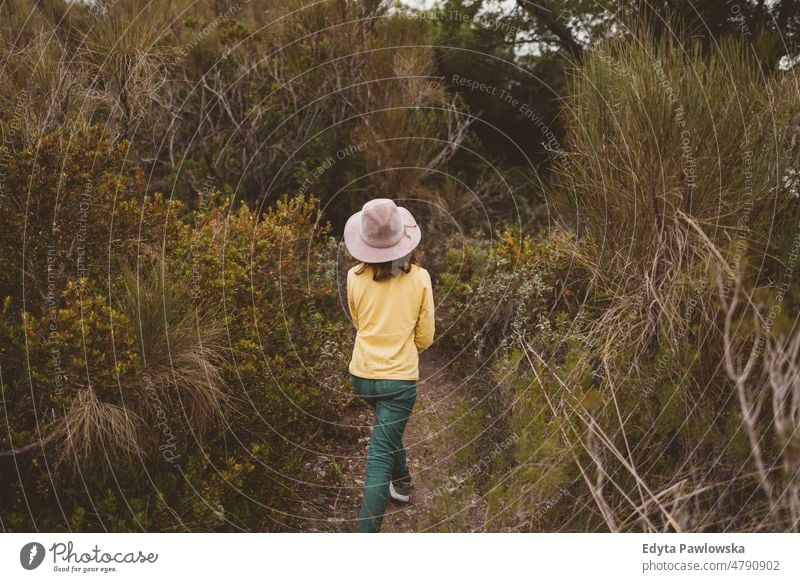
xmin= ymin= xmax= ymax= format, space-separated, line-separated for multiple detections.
xmin=415 ymin=270 xmax=435 ymax=352
xmin=347 ymin=269 xmax=359 ymax=329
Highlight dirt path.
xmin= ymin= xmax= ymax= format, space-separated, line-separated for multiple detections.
xmin=317 ymin=351 xmax=475 ymax=532
xmin=381 ymin=354 xmax=460 ymax=532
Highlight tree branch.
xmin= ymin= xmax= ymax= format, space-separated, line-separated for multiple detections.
xmin=516 ymin=0 xmax=584 ymax=60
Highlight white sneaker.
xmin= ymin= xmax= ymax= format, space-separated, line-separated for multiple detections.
xmin=389 ymin=478 xmax=411 ymax=503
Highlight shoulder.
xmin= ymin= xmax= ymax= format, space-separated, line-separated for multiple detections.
xmin=346 ymin=264 xmax=362 ymax=289
xmin=347 ymin=263 xmax=366 ymax=278
xmin=410 ymin=264 xmax=431 ymax=285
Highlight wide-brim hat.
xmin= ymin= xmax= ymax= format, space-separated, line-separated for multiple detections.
xmin=344 ymin=198 xmax=421 ymax=263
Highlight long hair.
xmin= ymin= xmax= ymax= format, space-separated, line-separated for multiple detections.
xmin=354 ymin=248 xmax=421 ymax=281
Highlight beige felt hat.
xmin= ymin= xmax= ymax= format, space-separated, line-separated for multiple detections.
xmin=344 ymin=199 xmax=421 ymax=263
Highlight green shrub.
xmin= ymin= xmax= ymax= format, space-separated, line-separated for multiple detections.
xmin=0 ymin=125 xmax=350 ymax=531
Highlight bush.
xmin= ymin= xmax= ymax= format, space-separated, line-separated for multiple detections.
xmin=0 ymin=125 xmax=350 ymax=531
xmin=439 ymin=227 xmax=562 ymax=359
xmin=438 ymin=33 xmax=800 ymax=532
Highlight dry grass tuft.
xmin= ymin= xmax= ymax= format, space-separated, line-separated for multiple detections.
xmin=59 ymin=389 xmax=143 ymax=466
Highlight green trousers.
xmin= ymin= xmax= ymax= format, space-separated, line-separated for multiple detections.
xmin=349 ymin=373 xmax=417 ymax=533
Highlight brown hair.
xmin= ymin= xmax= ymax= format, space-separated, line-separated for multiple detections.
xmin=354 ymin=248 xmax=421 ymax=281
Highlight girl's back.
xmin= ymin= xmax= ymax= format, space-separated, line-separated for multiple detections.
xmin=347 ymin=262 xmax=434 ymax=380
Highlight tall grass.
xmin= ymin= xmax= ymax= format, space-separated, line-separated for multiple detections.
xmin=553 ymin=32 xmax=799 ymax=363
xmin=440 ymin=31 xmax=800 ymax=532
xmin=117 ymin=260 xmax=228 ymax=436
xmin=530 ymin=32 xmax=800 ymax=531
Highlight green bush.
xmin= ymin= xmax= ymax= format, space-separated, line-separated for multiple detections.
xmin=0 ymin=125 xmax=350 ymax=531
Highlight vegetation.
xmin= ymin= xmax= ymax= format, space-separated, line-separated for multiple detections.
xmin=437 ymin=33 xmax=800 ymax=532
xmin=1 ymin=0 xmax=799 ymax=532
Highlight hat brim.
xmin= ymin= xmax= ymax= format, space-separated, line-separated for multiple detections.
xmin=344 ymin=206 xmax=421 ymax=263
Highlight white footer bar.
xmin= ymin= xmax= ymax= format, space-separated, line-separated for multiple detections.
xmin=1 ymin=533 xmax=797 ymax=581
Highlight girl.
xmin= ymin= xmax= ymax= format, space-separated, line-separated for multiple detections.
xmin=343 ymin=198 xmax=435 ymax=533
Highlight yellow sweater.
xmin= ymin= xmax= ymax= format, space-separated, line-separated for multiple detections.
xmin=347 ymin=263 xmax=435 ymax=380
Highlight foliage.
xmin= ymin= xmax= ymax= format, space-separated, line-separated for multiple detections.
xmin=3 ymin=0 xmax=800 ymax=534
xmin=553 ymin=32 xmax=800 ymax=362
xmin=0 ymin=0 xmax=471 ymax=229
xmin=437 ymin=33 xmax=800 ymax=532
xmin=0 ymin=126 xmax=350 ymax=531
